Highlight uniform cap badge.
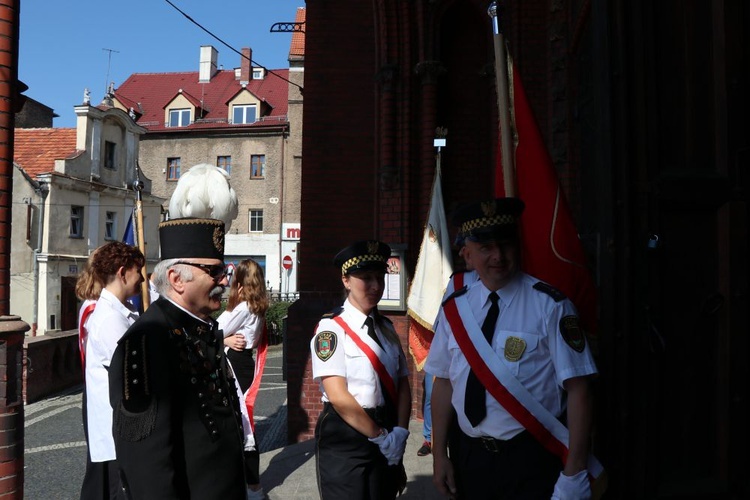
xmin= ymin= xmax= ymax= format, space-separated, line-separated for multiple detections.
xmin=504 ymin=336 xmax=527 ymax=362
xmin=315 ymin=331 xmax=337 ymax=361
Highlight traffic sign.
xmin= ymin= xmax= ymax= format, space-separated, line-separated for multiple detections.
xmin=282 ymin=255 xmax=293 ymax=270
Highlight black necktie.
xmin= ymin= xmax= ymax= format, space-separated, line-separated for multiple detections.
xmin=464 ymin=292 xmax=500 ymax=427
xmin=364 ymin=316 xmax=383 ymax=349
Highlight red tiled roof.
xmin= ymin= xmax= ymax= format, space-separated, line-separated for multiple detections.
xmin=290 ymin=8 xmax=306 ymax=57
xmin=114 ymin=66 xmax=290 ymax=132
xmin=13 ymin=128 xmax=79 ymax=177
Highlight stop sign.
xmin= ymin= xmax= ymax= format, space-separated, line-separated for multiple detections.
xmin=282 ymin=255 xmax=293 ymax=270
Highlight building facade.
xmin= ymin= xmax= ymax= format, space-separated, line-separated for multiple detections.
xmin=286 ymin=1 xmax=749 ymax=498
xmin=112 ymin=11 xmax=305 ymax=294
xmin=12 ymin=104 xmax=164 ymax=335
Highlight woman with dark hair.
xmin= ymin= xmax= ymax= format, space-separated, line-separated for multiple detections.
xmin=79 ymin=241 xmax=145 ymax=500
xmin=217 ymin=258 xmax=269 ymax=500
xmin=310 ymin=240 xmax=411 ymax=500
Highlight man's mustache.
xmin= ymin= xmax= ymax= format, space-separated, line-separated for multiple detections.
xmin=209 ymin=285 xmax=225 ymax=299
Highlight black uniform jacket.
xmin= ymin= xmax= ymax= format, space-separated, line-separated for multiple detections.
xmin=109 ymin=297 xmax=246 ymax=499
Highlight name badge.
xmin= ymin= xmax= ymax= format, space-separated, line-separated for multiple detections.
xmin=504 ymin=336 xmax=526 ymax=362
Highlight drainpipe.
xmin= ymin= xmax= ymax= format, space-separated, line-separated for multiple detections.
xmin=31 ymin=181 xmax=49 ymax=336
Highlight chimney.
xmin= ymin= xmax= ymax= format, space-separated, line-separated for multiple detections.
xmin=199 ymin=45 xmax=219 ymax=82
xmin=240 ymin=47 xmax=252 ymax=84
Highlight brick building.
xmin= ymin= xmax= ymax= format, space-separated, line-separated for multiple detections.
xmin=286 ymin=1 xmax=749 ymax=498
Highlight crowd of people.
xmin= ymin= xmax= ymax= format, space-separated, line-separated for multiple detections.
xmin=75 ymin=196 xmax=600 ymax=500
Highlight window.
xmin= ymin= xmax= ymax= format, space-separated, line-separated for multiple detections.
xmin=251 ymin=154 xmax=265 ymax=178
xmin=169 ymin=109 xmax=191 ymax=127
xmin=252 ymin=69 xmax=264 ymax=80
xmin=105 ymin=211 xmax=117 ymax=240
xmin=217 ymin=155 xmax=232 ymax=175
xmin=249 ymin=209 xmax=263 ymax=232
xmin=104 ymin=141 xmax=116 ymax=169
xmin=70 ymin=206 xmax=84 ymax=238
xmin=167 ymin=157 xmax=181 ymax=181
xmin=233 ymin=104 xmax=257 ymax=124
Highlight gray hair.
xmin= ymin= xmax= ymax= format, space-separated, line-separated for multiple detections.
xmin=153 ymin=258 xmax=194 ymax=296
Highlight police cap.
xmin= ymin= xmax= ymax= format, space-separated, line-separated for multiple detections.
xmin=333 ymin=240 xmax=391 ymax=276
xmin=451 ymin=198 xmax=525 ymax=242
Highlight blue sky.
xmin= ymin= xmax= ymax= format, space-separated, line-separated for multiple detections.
xmin=18 ymin=0 xmax=303 ymax=128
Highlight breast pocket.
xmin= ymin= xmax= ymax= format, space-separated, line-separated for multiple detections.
xmin=497 ymin=331 xmax=539 ymax=378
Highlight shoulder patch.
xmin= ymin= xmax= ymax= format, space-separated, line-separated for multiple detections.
xmin=320 ymin=306 xmax=344 ymax=320
xmin=533 ymin=281 xmax=566 ymax=302
xmin=314 ymin=331 xmax=338 ymax=361
xmin=559 ymin=315 xmax=586 ymax=353
xmin=441 ymin=286 xmax=468 ymax=307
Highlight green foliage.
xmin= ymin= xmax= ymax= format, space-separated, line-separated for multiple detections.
xmin=266 ymin=300 xmax=292 ymax=331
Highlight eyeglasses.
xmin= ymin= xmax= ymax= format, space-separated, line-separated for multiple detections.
xmin=175 ymin=261 xmax=228 ymax=281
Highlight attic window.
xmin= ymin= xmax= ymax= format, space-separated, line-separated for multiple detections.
xmin=232 ymin=104 xmax=257 ymax=125
xmin=252 ymin=68 xmax=264 ymax=80
xmin=104 ymin=141 xmax=116 ymax=170
xmin=168 ymin=108 xmax=191 ymax=127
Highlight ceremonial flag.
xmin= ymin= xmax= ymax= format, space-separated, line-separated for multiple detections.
xmin=495 ymin=60 xmax=598 ymax=335
xmin=122 ymin=210 xmax=143 ymax=312
xmin=407 ymin=165 xmax=454 ymax=370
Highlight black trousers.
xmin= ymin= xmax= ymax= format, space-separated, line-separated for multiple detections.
xmin=451 ymin=430 xmax=561 ymax=500
xmin=315 ymin=403 xmax=402 ymax=500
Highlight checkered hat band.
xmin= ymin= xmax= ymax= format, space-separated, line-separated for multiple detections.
xmin=341 ymin=254 xmax=386 ymax=274
xmin=460 ymin=214 xmax=517 ymax=235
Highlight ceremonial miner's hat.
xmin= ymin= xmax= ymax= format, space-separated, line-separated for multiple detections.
xmin=451 ymin=197 xmax=525 ymax=242
xmin=159 ymin=218 xmax=225 ymax=260
xmin=333 ymin=240 xmax=391 ymax=276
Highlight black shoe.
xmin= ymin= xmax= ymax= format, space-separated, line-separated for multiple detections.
xmin=417 ymin=441 xmax=431 ymax=456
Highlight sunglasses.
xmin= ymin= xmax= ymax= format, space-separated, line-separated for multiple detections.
xmin=175 ymin=261 xmax=228 ymax=281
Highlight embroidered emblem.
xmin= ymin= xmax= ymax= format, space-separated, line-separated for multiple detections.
xmin=481 ymin=200 xmax=497 ymax=217
xmin=560 ymin=315 xmax=585 ymax=352
xmin=367 ymin=240 xmax=379 ymax=254
xmin=504 ymin=336 xmax=527 ymax=361
xmin=213 ymin=227 xmax=224 ymax=253
xmin=315 ymin=331 xmax=337 ymax=361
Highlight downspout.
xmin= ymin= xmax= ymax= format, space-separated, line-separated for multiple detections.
xmin=31 ymin=180 xmax=49 ymax=335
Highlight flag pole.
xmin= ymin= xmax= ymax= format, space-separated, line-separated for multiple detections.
xmin=133 ymin=163 xmax=150 ymax=311
xmin=488 ymin=1 xmax=516 ymax=196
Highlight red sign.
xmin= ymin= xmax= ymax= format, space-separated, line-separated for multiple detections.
xmin=282 ymin=255 xmax=293 ymax=270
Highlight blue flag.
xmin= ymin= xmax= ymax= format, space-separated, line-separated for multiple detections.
xmin=123 ymin=211 xmax=143 ymax=312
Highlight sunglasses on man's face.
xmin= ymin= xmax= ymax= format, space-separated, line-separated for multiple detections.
xmin=175 ymin=261 xmax=228 ymax=281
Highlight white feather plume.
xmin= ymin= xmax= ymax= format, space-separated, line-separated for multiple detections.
xmin=168 ymin=163 xmax=239 ymax=230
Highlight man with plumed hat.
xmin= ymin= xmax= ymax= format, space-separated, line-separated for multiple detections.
xmin=109 ymin=218 xmax=246 ymax=499
xmin=425 ymin=198 xmax=599 ymax=499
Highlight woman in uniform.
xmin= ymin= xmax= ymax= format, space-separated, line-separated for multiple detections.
xmin=218 ymin=258 xmax=269 ymax=500
xmin=310 ymin=240 xmax=411 ymax=500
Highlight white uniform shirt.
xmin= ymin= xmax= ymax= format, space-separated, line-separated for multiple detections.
xmin=310 ymin=298 xmax=409 ymax=408
xmin=84 ymin=289 xmax=139 ymax=462
xmin=217 ymin=302 xmax=263 ymax=349
xmin=424 ymin=272 xmax=597 ymax=440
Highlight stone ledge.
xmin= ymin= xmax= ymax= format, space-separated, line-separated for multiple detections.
xmin=23 ymin=330 xmax=81 ymax=404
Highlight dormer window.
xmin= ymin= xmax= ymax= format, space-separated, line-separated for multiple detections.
xmin=252 ymin=68 xmax=264 ymax=80
xmin=169 ymin=108 xmax=191 ymax=127
xmin=104 ymin=141 xmax=116 ymax=170
xmin=232 ymin=104 xmax=257 ymax=124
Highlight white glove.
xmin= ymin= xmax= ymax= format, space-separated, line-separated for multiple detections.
xmin=368 ymin=427 xmax=389 ymax=446
xmin=389 ymin=426 xmax=410 ymax=462
xmin=551 ymin=470 xmax=591 ymax=500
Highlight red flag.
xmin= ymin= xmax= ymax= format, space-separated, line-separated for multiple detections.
xmin=495 ymin=65 xmax=598 ymax=335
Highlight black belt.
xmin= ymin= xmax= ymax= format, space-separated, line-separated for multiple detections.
xmin=363 ymin=406 xmax=388 ymax=426
xmin=464 ymin=430 xmax=530 ymax=453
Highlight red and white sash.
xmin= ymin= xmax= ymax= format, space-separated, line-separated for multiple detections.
xmin=444 ymin=293 xmax=604 ymax=480
xmin=333 ymin=316 xmax=397 ymax=404
xmin=244 ymin=323 xmax=269 ymax=433
xmin=78 ymin=302 xmax=96 ymax=375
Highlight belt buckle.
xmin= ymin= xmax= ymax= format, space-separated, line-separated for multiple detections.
xmin=481 ymin=437 xmax=501 ymax=453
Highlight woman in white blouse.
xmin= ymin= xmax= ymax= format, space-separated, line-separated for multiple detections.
xmin=78 ymin=241 xmax=145 ymax=500
xmin=218 ymin=258 xmax=269 ymax=500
